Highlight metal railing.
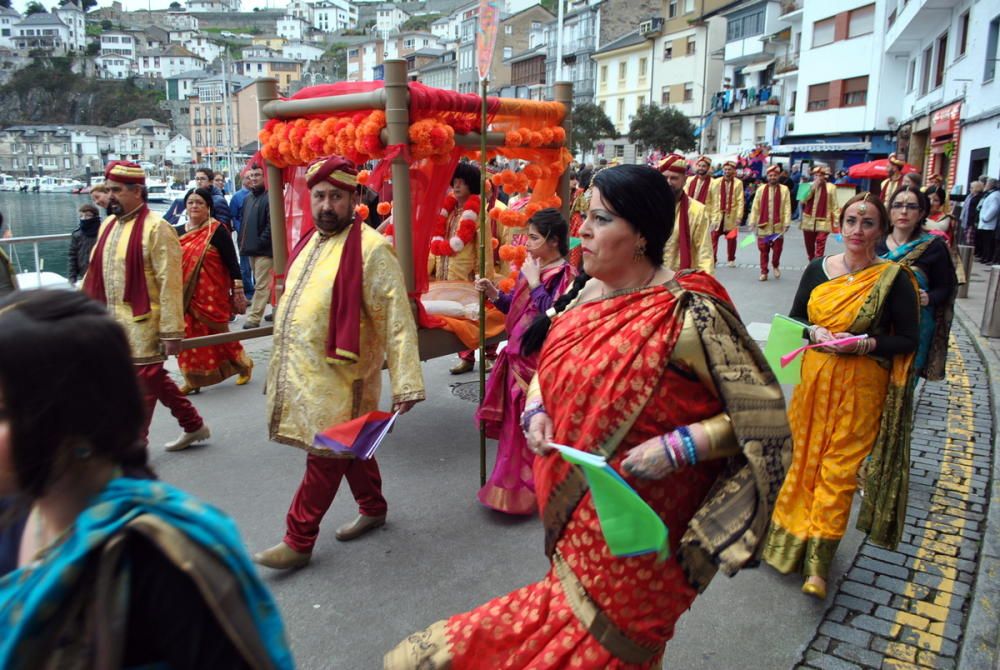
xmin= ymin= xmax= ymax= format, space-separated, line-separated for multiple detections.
xmin=0 ymin=233 xmax=73 ymax=289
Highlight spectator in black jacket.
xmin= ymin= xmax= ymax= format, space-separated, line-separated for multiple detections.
xmin=778 ymin=164 xmax=798 ymax=219
xmin=194 ymin=168 xmax=232 ymax=228
xmin=68 ymin=203 xmax=101 ymax=285
xmin=238 ymin=163 xmax=272 ymax=328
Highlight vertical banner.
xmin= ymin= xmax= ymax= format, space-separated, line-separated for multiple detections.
xmin=477 ymin=0 xmax=501 ymax=81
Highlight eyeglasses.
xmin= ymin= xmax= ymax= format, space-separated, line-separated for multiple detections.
xmin=890 ymin=203 xmax=921 ymax=211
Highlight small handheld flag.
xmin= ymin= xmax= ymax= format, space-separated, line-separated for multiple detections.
xmin=764 ymin=314 xmax=809 ymax=384
xmin=313 ymin=411 xmax=399 ymax=459
xmin=739 ymin=233 xmax=757 ymax=249
xmin=551 ymin=443 xmax=669 ymax=560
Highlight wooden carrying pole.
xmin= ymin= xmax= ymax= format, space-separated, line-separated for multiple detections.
xmin=553 ymin=80 xmax=573 ymax=222
xmin=255 ymin=77 xmax=290 ymax=303
xmin=478 ymin=77 xmax=489 ymax=487
xmin=383 ymin=60 xmax=415 ymax=293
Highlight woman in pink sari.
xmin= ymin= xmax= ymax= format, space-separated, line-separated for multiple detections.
xmin=474 ymin=208 xmax=577 ymax=514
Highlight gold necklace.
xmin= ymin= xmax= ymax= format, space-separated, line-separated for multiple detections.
xmin=602 ymin=267 xmax=659 ymax=297
xmin=843 ymin=254 xmax=875 ymax=282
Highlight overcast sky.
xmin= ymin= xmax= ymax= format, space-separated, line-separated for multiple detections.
xmin=12 ymin=0 xmax=293 ymax=13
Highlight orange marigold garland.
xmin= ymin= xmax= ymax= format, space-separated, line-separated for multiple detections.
xmin=355 ymin=203 xmax=370 ymax=220
xmin=377 ymin=201 xmax=392 ymax=216
xmin=431 ymin=194 xmax=480 ymax=256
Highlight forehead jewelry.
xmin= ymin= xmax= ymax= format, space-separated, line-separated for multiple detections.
xmin=857 ymin=193 xmax=869 ymax=215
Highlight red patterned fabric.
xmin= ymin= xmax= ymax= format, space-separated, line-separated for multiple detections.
xmin=759 ymin=184 xmax=781 ymax=224
xmin=442 ymin=272 xmax=734 ymax=668
xmin=177 ymin=221 xmax=250 ymax=387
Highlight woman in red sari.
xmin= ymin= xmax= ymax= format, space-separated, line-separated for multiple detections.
xmin=177 ymin=188 xmax=252 ymax=394
xmin=474 ymin=208 xmax=577 ymax=515
xmin=386 ymin=166 xmax=791 ymax=669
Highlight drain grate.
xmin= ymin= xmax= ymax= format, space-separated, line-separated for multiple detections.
xmin=451 ymin=381 xmax=481 ymax=403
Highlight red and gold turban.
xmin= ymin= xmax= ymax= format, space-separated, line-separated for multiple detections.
xmin=657 ymin=153 xmax=688 ymax=175
xmin=811 ymin=165 xmax=830 ymax=177
xmin=888 ymin=153 xmax=905 ymax=168
xmin=766 ymin=164 xmax=781 ymax=176
xmin=722 ymin=160 xmax=737 ymax=169
xmin=306 ymin=155 xmax=359 ymax=191
xmin=104 ymin=160 xmax=146 ymax=185
xmin=695 ymin=155 xmax=711 ymax=168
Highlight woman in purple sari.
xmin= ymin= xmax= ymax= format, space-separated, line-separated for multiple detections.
xmin=474 ymin=208 xmax=577 ymax=514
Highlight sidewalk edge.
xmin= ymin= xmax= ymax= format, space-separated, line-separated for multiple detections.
xmin=953 ymin=310 xmax=1000 ymax=670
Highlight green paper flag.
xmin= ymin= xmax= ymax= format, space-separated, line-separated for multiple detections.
xmin=551 ymin=443 xmax=669 ymax=560
xmin=764 ymin=314 xmax=809 ymax=384
xmin=739 ymin=233 xmax=757 ymax=248
xmin=796 ymin=182 xmax=812 ymax=201
xmin=569 ymin=237 xmax=581 ymax=250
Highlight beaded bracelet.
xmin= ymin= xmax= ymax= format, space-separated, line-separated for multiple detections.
xmin=677 ymin=426 xmax=697 ymax=465
xmin=660 ymin=434 xmax=679 ymax=470
xmin=520 ymin=402 xmax=547 ymax=434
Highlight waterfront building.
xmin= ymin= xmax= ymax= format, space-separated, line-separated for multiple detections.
xmin=0 ymin=7 xmax=20 ymax=51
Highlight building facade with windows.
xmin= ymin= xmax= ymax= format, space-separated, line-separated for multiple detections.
xmin=886 ymin=0 xmax=999 ymax=190
xmin=650 ymin=0 xmax=728 ymax=155
xmin=0 ymin=7 xmax=20 ymax=50
xmin=138 ymin=45 xmax=206 ymax=79
xmin=771 ymin=0 xmax=895 ymax=172
xmin=593 ymin=30 xmax=653 ymax=163
xmin=0 ymin=125 xmax=115 ymax=177
xmin=542 ymin=0 xmax=601 ymax=104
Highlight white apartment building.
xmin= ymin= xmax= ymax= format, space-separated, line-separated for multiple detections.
xmin=187 ymin=0 xmax=242 ymax=13
xmin=0 ymin=7 xmax=21 ymax=50
xmin=100 ymin=31 xmax=137 ymax=59
xmin=376 ymin=4 xmax=411 ymax=34
xmin=164 ymin=134 xmax=193 ymax=166
xmin=277 ymin=15 xmax=310 ymax=42
xmin=116 ymin=119 xmax=171 ymax=164
xmin=593 ymin=31 xmax=653 ymax=162
xmin=184 ymin=36 xmax=223 ymax=63
xmin=771 ymin=1 xmax=896 ymax=172
xmin=430 ymin=15 xmax=459 ymax=43
xmin=313 ymin=0 xmax=359 ymax=32
xmin=885 ymin=0 xmax=1000 ymax=189
xmin=94 ymin=55 xmax=134 ymax=79
xmin=54 ymin=2 xmax=86 ymax=53
xmin=12 ymin=12 xmax=75 ymax=56
xmin=712 ymin=0 xmax=787 ymax=157
xmin=347 ymin=39 xmax=383 ymax=82
xmin=283 ymin=42 xmax=326 ymax=63
xmin=138 ymin=45 xmax=206 ymax=79
xmin=650 ymin=13 xmax=726 ymax=154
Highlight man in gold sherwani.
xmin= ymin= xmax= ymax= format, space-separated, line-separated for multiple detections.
xmin=800 ymin=166 xmax=841 ymax=261
xmin=658 ymin=153 xmax=714 ymax=274
xmin=748 ymin=164 xmax=792 ymax=281
xmin=880 ymin=153 xmax=904 ymax=209
xmin=254 ymin=155 xmax=425 ymax=571
xmin=685 ymin=155 xmax=714 ymax=207
xmin=709 ymin=160 xmax=744 ymax=267
xmin=82 ymin=161 xmax=209 ymax=451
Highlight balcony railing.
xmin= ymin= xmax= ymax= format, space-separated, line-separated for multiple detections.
xmin=775 ymin=54 xmax=799 ymax=74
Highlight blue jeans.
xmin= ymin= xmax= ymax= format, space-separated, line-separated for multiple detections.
xmin=240 ymin=255 xmax=255 ymax=299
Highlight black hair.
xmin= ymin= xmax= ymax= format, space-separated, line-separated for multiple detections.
xmin=888 ymin=185 xmax=930 ymax=234
xmin=452 ymin=162 xmax=481 ymax=195
xmin=247 ymin=162 xmax=262 ymax=172
xmin=195 ymin=166 xmax=215 ymax=180
xmin=78 ymin=203 xmax=99 ymax=217
xmin=185 ymin=187 xmax=216 ymax=216
xmin=0 ymin=291 xmax=153 ymax=499
xmin=0 ymin=211 xmax=4 ymax=234
xmin=924 ymin=185 xmax=947 ymax=208
xmin=591 ymin=164 xmax=671 ymax=267
xmin=521 ymin=165 xmax=673 ymax=355
xmin=528 ymin=207 xmax=570 ymax=257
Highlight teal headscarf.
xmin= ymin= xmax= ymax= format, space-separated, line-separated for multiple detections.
xmin=0 ymin=476 xmax=294 ymax=669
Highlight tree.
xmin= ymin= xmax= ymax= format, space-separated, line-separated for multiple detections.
xmin=24 ymin=1 xmax=47 ymax=15
xmin=100 ymin=18 xmax=112 ymax=30
xmin=169 ymin=0 xmax=181 ymax=7
xmin=0 ymin=0 xmax=11 ymax=9
xmin=627 ymin=104 xmax=696 ymax=154
xmin=571 ymin=102 xmax=616 ymax=156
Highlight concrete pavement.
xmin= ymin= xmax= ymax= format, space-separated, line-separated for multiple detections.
xmin=146 ymin=226 xmax=998 ymax=669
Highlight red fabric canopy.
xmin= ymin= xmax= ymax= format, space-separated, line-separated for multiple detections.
xmin=847 ymin=158 xmax=918 ymax=179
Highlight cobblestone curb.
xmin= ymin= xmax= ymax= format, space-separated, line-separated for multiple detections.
xmin=795 ymin=326 xmax=995 ymax=670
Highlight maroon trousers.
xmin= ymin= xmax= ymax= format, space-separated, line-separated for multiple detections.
xmin=284 ymin=454 xmax=388 ymax=553
xmin=758 ymin=237 xmax=785 ymax=276
xmin=803 ymin=231 xmax=829 ymax=261
xmin=711 ymin=228 xmax=737 ymax=263
xmin=459 ymin=344 xmax=498 ymax=362
xmin=136 ymin=363 xmax=203 ymax=440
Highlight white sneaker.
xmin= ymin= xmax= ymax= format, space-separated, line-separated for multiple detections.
xmin=165 ymin=424 xmax=211 ymax=452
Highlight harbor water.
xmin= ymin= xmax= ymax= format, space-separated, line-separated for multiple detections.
xmin=0 ymin=192 xmax=171 ymax=279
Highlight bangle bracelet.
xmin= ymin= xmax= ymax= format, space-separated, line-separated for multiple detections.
xmin=660 ymin=434 xmax=678 ymax=470
xmin=520 ymin=406 xmax=547 ymax=434
xmin=670 ymin=431 xmax=687 ymax=469
xmin=678 ymin=426 xmax=697 ymax=465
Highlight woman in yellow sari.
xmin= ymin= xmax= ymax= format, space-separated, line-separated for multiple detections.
xmin=763 ymin=193 xmax=920 ymax=599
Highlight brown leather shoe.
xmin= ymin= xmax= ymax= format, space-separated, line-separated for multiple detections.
xmin=253 ymin=542 xmax=311 ymax=570
xmin=335 ymin=514 xmax=386 ymax=541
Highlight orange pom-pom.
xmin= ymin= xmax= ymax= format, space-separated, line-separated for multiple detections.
xmin=524 ymin=203 xmax=541 ymax=217
xmin=489 ymin=206 xmax=503 ymax=220
xmin=491 ymin=237 xmax=500 ymax=249
xmin=377 ymin=201 xmax=392 ymax=216
xmin=355 ymin=203 xmax=370 ymax=219
xmin=498 ymin=278 xmax=516 ymax=293
xmin=357 ymin=170 xmax=371 ymax=185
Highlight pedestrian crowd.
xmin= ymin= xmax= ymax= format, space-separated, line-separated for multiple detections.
xmin=0 ymin=145 xmax=984 ymax=668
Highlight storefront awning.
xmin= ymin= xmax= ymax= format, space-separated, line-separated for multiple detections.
xmin=769 ymin=141 xmax=871 ymax=155
xmin=741 ymin=59 xmax=775 ymax=74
